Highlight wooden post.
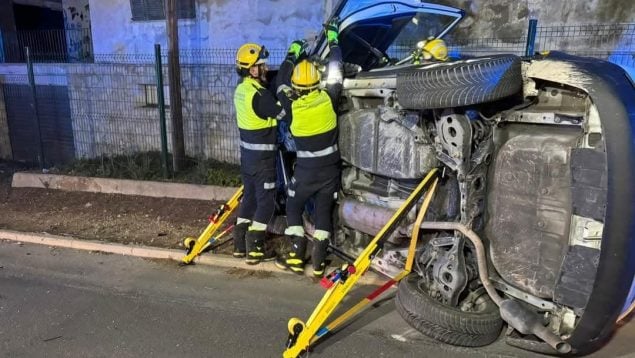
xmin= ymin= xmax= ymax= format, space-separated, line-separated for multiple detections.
xmin=165 ymin=0 xmax=185 ymax=172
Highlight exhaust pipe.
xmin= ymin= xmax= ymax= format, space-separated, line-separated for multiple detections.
xmin=339 ymin=198 xmax=410 ymax=237
xmin=419 ymin=221 xmax=572 ymax=354
xmin=499 ymin=299 xmax=572 ymax=354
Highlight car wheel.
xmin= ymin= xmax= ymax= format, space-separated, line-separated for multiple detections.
xmin=396 ymin=55 xmax=522 ymax=109
xmin=395 ymin=273 xmax=503 ymax=347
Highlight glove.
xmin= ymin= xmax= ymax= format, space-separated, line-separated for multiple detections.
xmin=287 ymin=39 xmax=308 ymax=60
xmin=281 ymin=85 xmax=299 ymax=101
xmin=325 ymin=17 xmax=340 ymax=44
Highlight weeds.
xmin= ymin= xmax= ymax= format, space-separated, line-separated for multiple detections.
xmin=61 ymin=151 xmax=241 ymax=186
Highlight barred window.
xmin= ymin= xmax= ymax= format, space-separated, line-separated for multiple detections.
xmin=142 ymin=84 xmax=170 ymax=108
xmin=130 ymin=0 xmax=195 ymax=21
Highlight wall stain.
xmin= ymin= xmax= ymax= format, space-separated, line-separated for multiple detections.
xmin=597 ymin=0 xmax=635 ymax=23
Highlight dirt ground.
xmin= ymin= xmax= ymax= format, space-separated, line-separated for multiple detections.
xmin=0 ymin=162 xmax=238 ymax=253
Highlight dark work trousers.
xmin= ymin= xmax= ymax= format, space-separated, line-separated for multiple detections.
xmin=286 ymin=165 xmax=340 ymax=232
xmin=238 ymin=167 xmax=276 ymax=225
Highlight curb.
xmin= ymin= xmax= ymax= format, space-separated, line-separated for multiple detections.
xmin=11 ymin=172 xmax=238 ymax=201
xmin=0 ymin=229 xmax=386 ymax=286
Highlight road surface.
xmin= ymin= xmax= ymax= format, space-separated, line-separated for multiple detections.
xmin=1 ymin=240 xmax=633 ymax=357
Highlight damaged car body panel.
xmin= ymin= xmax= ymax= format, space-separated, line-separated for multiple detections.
xmin=293 ymin=0 xmax=635 ymax=355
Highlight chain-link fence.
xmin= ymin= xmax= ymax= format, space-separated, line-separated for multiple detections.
xmin=536 ymin=23 xmax=635 ymax=67
xmin=0 ymin=22 xmax=633 ymax=183
xmin=1 ymin=28 xmax=93 ymax=63
xmin=0 ymin=48 xmax=291 ymax=183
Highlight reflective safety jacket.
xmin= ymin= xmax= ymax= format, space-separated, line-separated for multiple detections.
xmin=234 ymin=77 xmax=278 ymax=173
xmin=290 ymin=90 xmax=339 ymax=169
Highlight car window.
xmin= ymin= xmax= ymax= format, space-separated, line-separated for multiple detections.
xmin=386 ymin=12 xmax=456 ymax=60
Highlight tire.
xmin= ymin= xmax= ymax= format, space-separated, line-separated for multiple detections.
xmin=395 ymin=273 xmax=503 ymax=347
xmin=396 ymin=55 xmax=522 ymax=109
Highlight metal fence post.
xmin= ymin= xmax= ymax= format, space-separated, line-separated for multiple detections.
xmin=25 ymin=46 xmax=45 ymax=169
xmin=154 ymin=44 xmax=170 ymax=178
xmin=525 ymin=19 xmax=538 ymax=57
xmin=0 ymin=29 xmax=5 ymax=63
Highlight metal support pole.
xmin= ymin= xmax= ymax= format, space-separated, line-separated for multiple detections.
xmin=25 ymin=46 xmax=45 ymax=168
xmin=154 ymin=44 xmax=169 ymax=178
xmin=165 ymin=0 xmax=185 ymax=172
xmin=525 ymin=19 xmax=538 ymax=57
xmin=0 ymin=30 xmax=5 ymax=63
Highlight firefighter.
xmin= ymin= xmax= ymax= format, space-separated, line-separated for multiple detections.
xmin=411 ymin=37 xmax=449 ymax=64
xmin=275 ymin=19 xmax=343 ymax=277
xmin=233 ymin=40 xmax=305 ymax=265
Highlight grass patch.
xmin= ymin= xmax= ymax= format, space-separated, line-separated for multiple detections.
xmin=60 ymin=151 xmax=241 ymax=187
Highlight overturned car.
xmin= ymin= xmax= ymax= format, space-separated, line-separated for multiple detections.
xmin=276 ymin=0 xmax=635 ymax=355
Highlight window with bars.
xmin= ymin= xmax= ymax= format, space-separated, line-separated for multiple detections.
xmin=130 ymin=0 xmax=196 ymax=21
xmin=142 ymin=84 xmax=170 ymax=108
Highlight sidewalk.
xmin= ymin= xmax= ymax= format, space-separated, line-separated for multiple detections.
xmin=0 ymin=229 xmax=385 ymax=285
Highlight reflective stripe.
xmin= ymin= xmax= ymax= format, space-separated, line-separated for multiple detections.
xmin=326 ymin=67 xmax=342 ymax=85
xmin=275 ymin=108 xmax=287 ymax=120
xmin=333 ymin=192 xmax=338 ymax=200
xmin=249 ymin=221 xmax=267 ymax=231
xmin=240 ymin=141 xmax=277 ymax=151
xmin=296 ymin=144 xmax=338 ymax=158
xmin=237 ymin=217 xmax=252 ymax=225
xmin=313 ymin=230 xmax=331 ymax=241
xmin=277 ymin=84 xmax=292 ymax=95
xmin=264 ymin=182 xmax=276 ymax=190
xmin=287 ymin=189 xmax=296 ymax=197
xmin=285 ymin=225 xmax=305 ymax=237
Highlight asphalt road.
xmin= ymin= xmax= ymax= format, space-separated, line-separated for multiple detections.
xmin=1 ymin=240 xmax=633 ymax=358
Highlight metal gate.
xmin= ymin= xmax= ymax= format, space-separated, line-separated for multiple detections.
xmin=2 ymin=84 xmax=75 ymax=166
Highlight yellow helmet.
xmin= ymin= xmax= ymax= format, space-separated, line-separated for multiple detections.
xmin=418 ymin=38 xmax=448 ymax=61
xmin=291 ymin=60 xmax=321 ymax=90
xmin=236 ymin=43 xmax=269 ymax=69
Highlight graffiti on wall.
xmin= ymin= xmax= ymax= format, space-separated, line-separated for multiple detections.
xmin=63 ymin=0 xmax=92 ymax=61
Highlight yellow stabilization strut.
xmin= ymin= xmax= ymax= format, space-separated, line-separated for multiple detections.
xmin=283 ymin=169 xmax=439 ymax=358
xmin=307 ymin=177 xmax=439 ymax=346
xmin=180 ymin=185 xmax=243 ymax=265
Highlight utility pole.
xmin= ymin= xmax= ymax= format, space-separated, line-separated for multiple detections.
xmin=165 ymin=0 xmax=185 ymax=172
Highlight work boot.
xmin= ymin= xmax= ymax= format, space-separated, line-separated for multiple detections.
xmin=232 ymin=222 xmax=249 ymax=258
xmin=275 ymin=235 xmax=307 ymax=274
xmin=245 ymin=230 xmax=275 ymax=265
xmin=311 ymin=239 xmax=330 ymax=278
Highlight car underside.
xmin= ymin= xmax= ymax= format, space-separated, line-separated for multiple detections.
xmin=277 ymin=1 xmax=635 ymax=355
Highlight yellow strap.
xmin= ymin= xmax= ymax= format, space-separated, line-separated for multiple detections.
xmin=308 ymin=180 xmax=439 ymax=346
xmin=406 ymin=178 xmax=438 ymax=271
xmin=283 ymin=169 xmax=438 ymax=358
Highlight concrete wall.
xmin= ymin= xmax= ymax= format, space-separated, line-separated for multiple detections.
xmin=62 ymin=0 xmax=92 ymax=61
xmin=439 ymin=0 xmax=635 ymax=39
xmin=419 ymin=1 xmax=635 ymax=63
xmin=63 ymin=0 xmax=90 ymax=28
xmin=88 ymin=0 xmax=324 ymax=55
xmin=65 ymin=62 xmax=240 ymax=163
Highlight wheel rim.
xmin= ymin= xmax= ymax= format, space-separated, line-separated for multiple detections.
xmin=412 ymin=275 xmax=496 ymax=314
